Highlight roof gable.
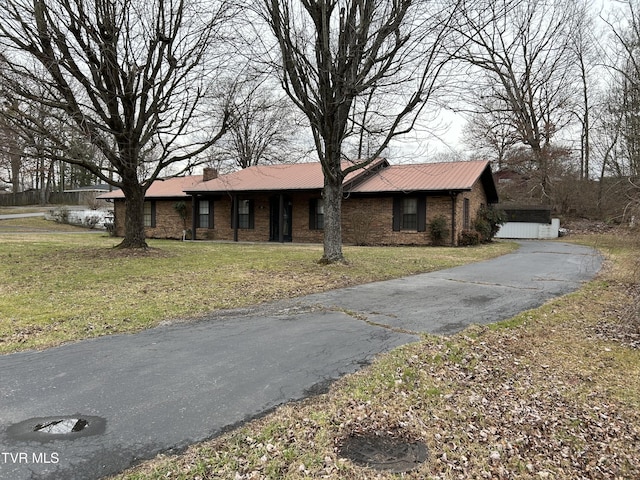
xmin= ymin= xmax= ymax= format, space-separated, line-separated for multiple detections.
xmin=351 ymin=160 xmax=487 ymax=192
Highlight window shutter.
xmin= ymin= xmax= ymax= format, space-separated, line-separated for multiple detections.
xmin=309 ymin=199 xmax=316 ymax=230
xmin=208 ymin=201 xmax=214 ymax=229
xmin=392 ymin=197 xmax=401 ymax=231
xmin=248 ymin=200 xmax=255 ymax=229
xmin=151 ymin=201 xmax=157 ymax=228
xmin=417 ymin=197 xmax=426 ymax=232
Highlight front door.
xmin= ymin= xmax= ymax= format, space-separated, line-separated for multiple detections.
xmin=269 ymin=195 xmax=292 ymax=242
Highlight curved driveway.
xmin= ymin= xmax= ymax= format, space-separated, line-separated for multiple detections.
xmin=0 ymin=241 xmax=601 ymax=479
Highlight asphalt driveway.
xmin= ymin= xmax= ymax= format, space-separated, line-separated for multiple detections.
xmin=0 ymin=241 xmax=601 ymax=479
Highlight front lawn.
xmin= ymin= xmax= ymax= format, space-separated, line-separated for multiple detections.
xmin=0 ymin=219 xmax=516 ymax=353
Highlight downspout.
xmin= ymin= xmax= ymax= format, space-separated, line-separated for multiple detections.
xmin=450 ymin=191 xmax=458 ymax=246
xmin=232 ymin=194 xmax=239 ymax=242
xmin=191 ymin=196 xmax=197 ymax=241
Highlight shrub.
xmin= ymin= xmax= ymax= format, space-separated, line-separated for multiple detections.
xmin=52 ymin=207 xmax=70 ymax=224
xmin=474 ymin=206 xmax=507 ymax=242
xmin=473 ymin=217 xmax=492 ymax=242
xmin=429 ymin=215 xmax=448 ymax=245
xmin=104 ymin=221 xmax=116 ymax=236
xmin=83 ymin=215 xmax=100 ymax=229
xmin=174 ymin=201 xmax=188 ymax=230
xmin=349 ymin=211 xmax=372 ymax=246
xmin=459 ymin=229 xmax=482 ymax=246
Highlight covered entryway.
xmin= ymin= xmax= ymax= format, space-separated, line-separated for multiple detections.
xmin=269 ymin=195 xmax=292 ymax=242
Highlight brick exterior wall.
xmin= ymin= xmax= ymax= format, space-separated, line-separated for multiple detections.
xmin=454 ymin=178 xmax=489 ymax=244
xmin=112 ymin=181 xmax=490 ymax=246
xmin=112 ymin=198 xmax=192 ymax=240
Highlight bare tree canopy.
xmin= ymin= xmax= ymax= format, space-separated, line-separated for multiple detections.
xmin=604 ymin=0 xmax=640 ymax=179
xmin=208 ymin=76 xmax=310 ymax=171
xmin=450 ymin=0 xmax=580 ymax=197
xmin=0 ymin=0 xmax=235 ymax=247
xmin=261 ymin=0 xmax=461 ymax=263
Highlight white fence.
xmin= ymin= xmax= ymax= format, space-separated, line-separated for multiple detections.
xmin=495 ymin=218 xmax=560 ymax=239
xmin=45 ymin=208 xmax=112 ymax=230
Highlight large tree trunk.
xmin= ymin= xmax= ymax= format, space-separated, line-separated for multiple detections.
xmin=118 ymin=175 xmax=148 ymax=249
xmin=321 ymin=171 xmax=345 ymax=264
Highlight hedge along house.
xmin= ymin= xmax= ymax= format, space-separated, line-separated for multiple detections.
xmin=100 ymin=159 xmax=499 ymax=246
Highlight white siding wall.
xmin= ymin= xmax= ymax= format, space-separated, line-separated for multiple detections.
xmin=496 ymin=218 xmax=560 ymax=239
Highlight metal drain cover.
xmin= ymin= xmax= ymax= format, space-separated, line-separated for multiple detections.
xmin=338 ymin=434 xmax=428 ymax=472
xmin=7 ymin=415 xmax=106 ymax=442
xmin=34 ymin=418 xmax=88 ymax=434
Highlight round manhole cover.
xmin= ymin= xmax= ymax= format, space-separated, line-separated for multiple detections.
xmin=34 ymin=418 xmax=88 ymax=434
xmin=338 ymin=434 xmax=428 ymax=473
xmin=7 ymin=415 xmax=106 ymax=442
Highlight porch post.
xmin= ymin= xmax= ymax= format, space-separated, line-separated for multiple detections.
xmin=278 ymin=194 xmax=285 ymax=243
xmin=232 ymin=194 xmax=239 ymax=242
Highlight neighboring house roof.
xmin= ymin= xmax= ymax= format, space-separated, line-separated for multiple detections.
xmin=351 ymin=160 xmax=499 ymax=202
xmin=64 ymin=184 xmax=112 ymax=193
xmin=99 ymin=175 xmax=205 ymax=200
xmin=185 ymin=158 xmax=388 ymax=194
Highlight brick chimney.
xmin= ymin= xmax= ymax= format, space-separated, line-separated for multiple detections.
xmin=203 ymin=167 xmax=218 ymax=182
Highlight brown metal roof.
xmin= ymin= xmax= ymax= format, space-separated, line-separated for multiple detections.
xmin=350 ymin=160 xmax=492 ymax=193
xmin=99 ymin=159 xmax=498 ymax=203
xmin=98 ymin=175 xmax=204 ymax=199
xmin=185 ymin=158 xmax=387 ymax=194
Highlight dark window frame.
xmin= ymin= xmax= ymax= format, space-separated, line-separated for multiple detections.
xmin=197 ymin=199 xmax=214 ymax=229
xmin=232 ymin=198 xmax=255 ymax=230
xmin=309 ymin=198 xmax=324 ymax=230
xmin=393 ymin=196 xmax=426 ymax=232
xmin=463 ymin=198 xmax=470 ymax=230
xmin=143 ymin=201 xmax=156 ymax=228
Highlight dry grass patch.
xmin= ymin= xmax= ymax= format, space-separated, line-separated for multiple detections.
xmin=0 ymin=225 xmax=516 ymax=353
xmin=112 ymin=234 xmax=640 ymax=480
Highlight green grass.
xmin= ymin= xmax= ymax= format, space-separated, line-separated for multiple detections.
xmin=0 ymin=217 xmax=517 ymax=353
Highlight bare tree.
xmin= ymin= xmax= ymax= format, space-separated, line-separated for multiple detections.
xmin=462 ymin=102 xmax=520 ymax=170
xmin=261 ymin=0 xmax=461 ymax=263
xmin=209 ymin=77 xmax=309 ymax=171
xmin=0 ymin=0 xmax=234 ymax=247
xmin=604 ymin=0 xmax=640 ymax=178
xmin=451 ymin=0 xmax=580 ymax=198
xmin=570 ymin=0 xmax=600 ymax=181
xmin=0 ymin=124 xmax=23 ymax=193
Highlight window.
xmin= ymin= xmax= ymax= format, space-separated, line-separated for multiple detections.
xmin=198 ymin=199 xmax=213 ymax=229
xmin=393 ymin=196 xmax=426 ymax=232
xmin=402 ymin=198 xmax=418 ymax=230
xmin=238 ymin=200 xmax=251 ymax=228
xmin=309 ymin=198 xmax=324 ymax=230
xmin=143 ymin=201 xmax=156 ymax=227
xmin=463 ymin=198 xmax=470 ymax=230
xmin=232 ymin=199 xmax=254 ymax=229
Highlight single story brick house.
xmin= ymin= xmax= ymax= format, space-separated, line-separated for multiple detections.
xmin=99 ymin=159 xmax=499 ymax=246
